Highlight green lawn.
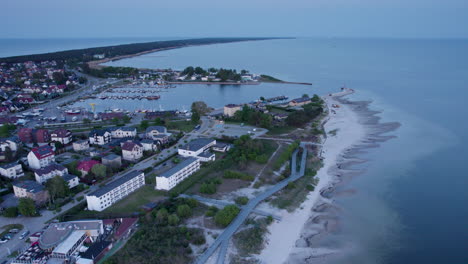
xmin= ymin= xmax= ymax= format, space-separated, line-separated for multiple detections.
xmin=166 ymin=120 xmax=196 ymax=133
xmin=266 ymin=125 xmax=296 ymax=135
xmin=103 ymin=185 xmax=166 ymax=214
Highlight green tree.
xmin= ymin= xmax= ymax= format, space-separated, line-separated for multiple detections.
xmin=191 ymin=101 xmax=209 ymax=115
xmin=177 ymin=204 xmax=192 ymax=218
xmin=155 ymin=208 xmax=169 ymax=225
xmin=82 ymin=118 xmax=91 ymax=124
xmin=214 ymin=205 xmax=240 ymax=227
xmin=140 ymin=120 xmax=149 ymax=130
xmin=78 ymin=76 xmax=88 ymax=84
xmin=45 ymin=176 xmax=70 ymax=203
xmin=3 ymin=207 xmax=18 ymax=217
xmin=18 ymin=197 xmax=36 ymax=217
xmin=91 ymin=164 xmax=107 ymax=179
xmin=168 ymin=214 xmax=180 ymax=226
xmin=52 ymin=72 xmax=67 ymax=85
xmin=191 ymin=111 xmax=200 ymax=124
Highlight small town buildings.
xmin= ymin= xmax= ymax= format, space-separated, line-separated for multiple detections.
xmin=77 ymin=240 xmax=112 ymax=264
xmin=121 ymin=140 xmax=143 ymax=161
xmin=89 ymin=129 xmax=111 ymax=145
xmin=155 ymin=157 xmax=200 ymax=190
xmin=33 ymin=129 xmax=50 ymax=144
xmin=77 ymin=160 xmax=101 ymax=176
xmin=212 ymin=142 xmax=231 ymax=152
xmin=13 ymin=180 xmax=49 ymax=205
xmin=73 ymin=139 xmax=89 ymax=151
xmin=224 ymin=104 xmax=242 ymax=117
xmin=102 ymin=154 xmax=122 ymax=168
xmin=289 ymin=97 xmax=311 ymax=107
xmin=18 ymin=127 xmax=34 ymax=143
xmin=0 ymin=162 xmax=24 ymax=179
xmin=109 ymin=127 xmax=137 ymax=138
xmin=51 ymin=128 xmax=72 ymax=144
xmin=34 ymin=163 xmax=68 ymax=184
xmin=27 ymin=145 xmax=55 ymax=169
xmin=0 ymin=137 xmax=19 ymax=152
xmin=145 ymin=126 xmax=167 ymax=139
xmin=39 ymin=220 xmax=104 ymax=259
xmin=86 ymin=171 xmax=145 ymax=211
xmin=178 ymin=138 xmax=216 ymax=162
xmin=62 ymin=174 xmax=80 ymax=188
xmin=140 ymin=139 xmax=158 ymax=152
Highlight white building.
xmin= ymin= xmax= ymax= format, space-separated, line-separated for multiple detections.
xmin=140 ymin=139 xmax=158 ymax=152
xmin=34 ymin=163 xmax=68 ymax=184
xmin=109 ymin=127 xmax=137 ymax=138
xmin=62 ymin=174 xmax=80 ymax=189
xmin=0 ymin=138 xmax=18 ymax=152
xmin=12 ymin=180 xmax=49 ymax=205
xmin=178 ymin=138 xmax=216 ymax=162
xmin=27 ymin=145 xmax=55 ymax=170
xmin=155 ymin=157 xmax=200 ymax=190
xmin=50 ymin=128 xmax=73 ymax=145
xmin=39 ymin=220 xmax=104 ymax=259
xmin=86 ymin=171 xmax=145 ymax=211
xmin=89 ymin=129 xmax=111 ymax=145
xmin=121 ymin=140 xmax=143 ymax=161
xmin=0 ymin=163 xmax=24 ymax=179
xmin=73 ymin=140 xmax=89 ymax=151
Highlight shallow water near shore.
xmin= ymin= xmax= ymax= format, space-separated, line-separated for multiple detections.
xmin=2 ymin=37 xmax=468 ymax=263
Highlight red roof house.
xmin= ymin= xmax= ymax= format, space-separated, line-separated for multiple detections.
xmin=77 ymin=160 xmax=101 ymax=176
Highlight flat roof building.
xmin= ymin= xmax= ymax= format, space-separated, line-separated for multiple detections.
xmin=86 ymin=171 xmax=145 ymax=211
xmin=155 ymin=157 xmax=200 ymax=191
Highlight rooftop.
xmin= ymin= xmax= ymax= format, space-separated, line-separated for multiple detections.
xmin=102 ymin=153 xmax=120 ymax=160
xmin=88 ymin=170 xmax=143 ymax=198
xmin=39 ymin=220 xmax=103 ymax=251
xmin=0 ymin=162 xmax=20 ymax=169
xmin=180 ymin=138 xmax=215 ymax=152
xmin=81 ymin=240 xmax=111 ymax=260
xmin=13 ymin=180 xmax=45 ymax=193
xmin=31 ymin=145 xmax=54 ymax=159
xmin=159 ymin=157 xmax=198 ymax=178
xmin=146 ymin=126 xmax=167 ymax=134
xmin=34 ymin=163 xmax=67 ymax=176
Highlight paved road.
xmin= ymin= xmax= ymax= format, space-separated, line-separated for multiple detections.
xmin=194 ymin=145 xmax=308 ymax=264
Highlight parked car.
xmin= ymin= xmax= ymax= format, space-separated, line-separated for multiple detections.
xmin=0 ymin=238 xmax=8 ymax=244
xmin=19 ymin=231 xmax=30 ymax=240
xmin=9 ymin=228 xmax=20 ymax=233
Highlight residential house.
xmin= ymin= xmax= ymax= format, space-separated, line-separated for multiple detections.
xmin=13 ymin=180 xmax=50 ymax=205
xmin=62 ymin=174 xmax=80 ymax=188
xmin=140 ymin=139 xmax=158 ymax=152
xmin=289 ymin=97 xmax=312 ymax=107
xmin=155 ymin=157 xmax=200 ymax=190
xmin=33 ymin=129 xmax=50 ymax=144
xmin=89 ymin=129 xmax=111 ymax=145
xmin=0 ymin=137 xmax=19 ymax=152
xmin=121 ymin=140 xmax=143 ymax=161
xmin=77 ymin=160 xmax=100 ymax=176
xmin=73 ymin=140 xmax=89 ymax=151
xmin=145 ymin=126 xmax=167 ymax=138
xmin=109 ymin=127 xmax=137 ymax=139
xmin=101 ymin=154 xmax=121 ymax=168
xmin=86 ymin=171 xmax=145 ymax=211
xmin=178 ymin=138 xmax=216 ymax=162
xmin=34 ymin=163 xmax=68 ymax=184
xmin=27 ymin=145 xmax=55 ymax=169
xmin=0 ymin=162 xmax=24 ymax=179
xmin=51 ymin=128 xmax=72 ymax=145
xmin=18 ymin=127 xmax=33 ymax=144
xmin=224 ymin=104 xmax=242 ymax=117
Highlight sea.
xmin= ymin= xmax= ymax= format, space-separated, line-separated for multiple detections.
xmin=1 ymin=37 xmax=467 ymax=264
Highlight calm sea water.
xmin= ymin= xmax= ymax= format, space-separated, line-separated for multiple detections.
xmin=2 ymin=38 xmax=467 ymax=263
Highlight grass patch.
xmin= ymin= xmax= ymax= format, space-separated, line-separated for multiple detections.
xmin=267 ymin=125 xmax=296 ymax=135
xmin=0 ymin=224 xmax=24 ymax=237
xmin=233 ymin=217 xmax=273 ymax=257
xmin=166 ymin=120 xmax=196 ymax=133
xmin=259 ymin=74 xmax=282 ymax=82
xmin=103 ymin=185 xmax=166 ymax=214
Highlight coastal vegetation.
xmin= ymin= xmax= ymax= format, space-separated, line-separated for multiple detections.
xmin=232 ymin=217 xmax=273 ymax=257
xmin=259 ymin=74 xmax=282 ymax=82
xmin=105 ymin=198 xmax=206 ymax=264
xmin=214 ymin=204 xmax=240 ymax=227
xmin=0 ymin=38 xmax=274 ymax=63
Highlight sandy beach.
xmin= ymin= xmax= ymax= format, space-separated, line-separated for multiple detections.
xmin=258 ymin=90 xmax=400 ymax=264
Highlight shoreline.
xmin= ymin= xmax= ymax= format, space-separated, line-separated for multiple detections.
xmin=257 ymin=90 xmax=400 ymax=263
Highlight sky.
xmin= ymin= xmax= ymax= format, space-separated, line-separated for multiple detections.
xmin=3 ymin=0 xmax=468 ymax=39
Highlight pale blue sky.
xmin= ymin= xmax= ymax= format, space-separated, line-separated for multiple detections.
xmin=3 ymin=0 xmax=468 ymax=38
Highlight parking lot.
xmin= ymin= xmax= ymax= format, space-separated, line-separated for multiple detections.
xmin=201 ymin=121 xmax=267 ymax=139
